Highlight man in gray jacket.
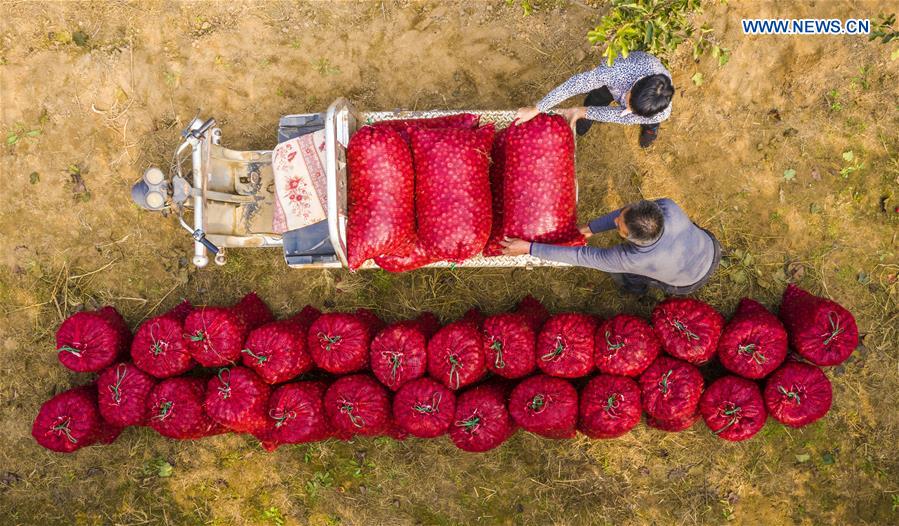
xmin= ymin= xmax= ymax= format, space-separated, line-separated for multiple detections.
xmin=500 ymin=199 xmax=720 ymax=295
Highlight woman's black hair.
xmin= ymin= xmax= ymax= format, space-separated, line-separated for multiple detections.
xmin=623 ymin=200 xmax=664 ymax=245
xmin=629 ymin=74 xmax=675 ymax=118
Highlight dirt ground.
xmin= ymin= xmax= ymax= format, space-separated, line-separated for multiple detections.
xmin=1 ymin=0 xmax=897 ymax=524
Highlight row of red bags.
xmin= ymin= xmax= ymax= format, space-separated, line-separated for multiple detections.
xmin=35 ymin=285 xmax=858 ymax=453
xmin=346 ymin=113 xmax=584 ymax=271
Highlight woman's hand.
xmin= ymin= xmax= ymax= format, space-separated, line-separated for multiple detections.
xmin=500 ymin=237 xmax=532 ymax=256
xmin=578 ymin=224 xmax=593 ymax=239
xmin=555 ymin=107 xmax=587 ymax=127
xmin=515 ymin=107 xmax=540 ymax=124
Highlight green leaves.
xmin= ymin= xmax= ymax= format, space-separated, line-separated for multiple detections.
xmin=842 ymin=150 xmax=854 ymax=162
xmin=587 ymin=0 xmax=722 ymax=67
xmin=691 ymin=72 xmax=704 ymax=86
xmin=783 ymin=168 xmax=796 ymax=181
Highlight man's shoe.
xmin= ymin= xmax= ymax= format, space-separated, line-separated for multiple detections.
xmin=576 ymin=119 xmax=594 ymax=136
xmin=639 ymin=126 xmax=658 ymax=148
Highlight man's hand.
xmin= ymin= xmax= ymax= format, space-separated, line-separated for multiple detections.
xmin=555 ymin=107 xmax=587 ymax=127
xmin=578 ymin=224 xmax=593 ymax=239
xmin=515 ymin=107 xmax=540 ymax=124
xmin=500 ymin=237 xmax=532 ymax=256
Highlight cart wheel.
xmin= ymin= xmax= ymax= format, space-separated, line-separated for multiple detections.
xmin=214 ymin=252 xmax=226 ymax=266
xmin=193 ymin=255 xmax=209 ymax=268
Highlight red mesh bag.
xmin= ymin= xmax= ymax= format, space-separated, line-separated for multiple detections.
xmin=779 ymin=284 xmax=859 ymax=366
xmin=427 ymin=321 xmax=485 ymax=390
xmin=764 ymin=362 xmax=832 ymax=428
xmin=578 ymin=374 xmax=642 ymax=439
xmin=482 ymin=313 xmax=536 ymax=379
xmin=514 ymin=295 xmax=550 ymax=332
xmin=205 ymin=367 xmax=271 ymax=434
xmin=392 ymin=377 xmax=456 ymax=438
xmin=413 ymin=312 xmax=441 ymax=339
xmin=450 ymin=383 xmax=515 ymax=452
xmin=131 ymin=302 xmax=195 ymax=378
xmin=55 ymin=306 xmax=130 ymax=373
xmin=372 ymin=113 xmax=480 ymax=142
xmin=412 ymin=124 xmax=496 ymax=262
xmin=370 ymin=322 xmax=427 ymax=391
xmin=97 ymin=362 xmax=157 ymax=427
xmin=289 ymin=305 xmax=322 ymax=333
xmin=460 ymin=307 xmax=486 ymax=328
xmin=651 ymin=298 xmax=724 ymax=365
xmin=639 ymin=356 xmax=704 ymax=420
xmin=373 ymin=242 xmax=437 ymax=272
xmin=495 ymin=114 xmax=584 ymax=246
xmin=354 ymin=308 xmax=387 ymax=337
xmin=484 ymin=127 xmax=509 ymax=257
xmin=308 ymin=313 xmax=370 ymax=374
xmin=718 ymin=299 xmax=788 ymax=379
xmin=231 ymin=292 xmax=274 ymax=331
xmin=255 ymin=381 xmax=330 ymax=451
xmin=32 ymin=386 xmax=105 ymax=453
xmin=536 ymin=313 xmax=596 ymax=378
xmin=346 ymin=126 xmax=416 ymax=269
xmin=241 ymin=320 xmax=313 ymax=384
xmin=147 ymin=377 xmax=224 ymax=439
xmin=324 ymin=374 xmax=390 ymax=437
xmin=646 ymin=410 xmax=700 ymax=432
xmin=700 ymin=376 xmax=767 ymax=441
xmin=595 ymin=314 xmax=661 ymax=377
xmin=184 ymin=307 xmax=248 ymax=367
xmin=509 ymin=375 xmax=578 ymax=439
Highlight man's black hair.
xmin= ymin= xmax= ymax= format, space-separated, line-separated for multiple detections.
xmin=623 ymin=200 xmax=664 ymax=245
xmin=630 ymin=74 xmax=675 ymax=118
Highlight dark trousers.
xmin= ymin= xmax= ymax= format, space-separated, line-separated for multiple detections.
xmin=584 ymin=87 xmax=659 ymax=133
xmin=609 ymin=229 xmax=722 ymax=296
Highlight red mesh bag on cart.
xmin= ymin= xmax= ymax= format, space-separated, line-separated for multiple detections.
xmin=346 ymin=126 xmax=416 ymax=269
xmin=97 ymin=362 xmax=157 ymax=427
xmin=514 ymin=295 xmax=550 ymax=333
xmin=205 ymin=367 xmax=271 ymax=434
xmin=55 ymin=306 xmax=131 ymax=373
xmin=373 ymin=113 xmax=480 ymax=142
xmin=131 ymin=301 xmax=195 ymax=378
xmin=412 ymin=124 xmax=495 ymax=262
xmin=392 ymin=377 xmax=456 ymax=438
xmin=184 ymin=307 xmax=248 ymax=367
xmin=32 ymin=386 xmax=106 ymax=453
xmin=370 ymin=322 xmax=427 ymax=391
xmin=241 ymin=320 xmax=313 ymax=384
xmin=147 ymin=377 xmax=224 ymax=439
xmin=324 ymin=374 xmax=390 ymax=437
xmin=700 ymin=376 xmax=767 ymax=441
xmin=509 ymin=375 xmax=578 ymax=439
xmin=308 ymin=313 xmax=371 ymax=374
xmin=255 ymin=381 xmax=330 ymax=451
xmin=646 ymin=409 xmax=701 ymax=432
xmin=482 ymin=313 xmax=536 ymax=379
xmin=495 ymin=114 xmax=584 ymax=246
xmin=484 ymin=127 xmax=509 ymax=257
xmin=450 ymin=382 xmax=515 ymax=452
xmin=764 ymin=361 xmax=832 ymax=428
xmin=232 ymin=292 xmax=274 ymax=331
xmin=460 ymin=307 xmax=486 ymax=328
xmin=373 ymin=242 xmax=437 ymax=272
xmin=578 ymin=374 xmax=642 ymax=439
xmin=718 ymin=299 xmax=788 ymax=379
xmin=413 ymin=312 xmax=441 ymax=339
xmin=536 ymin=313 xmax=596 ymax=378
xmin=651 ymin=298 xmax=724 ymax=365
xmin=427 ymin=321 xmax=485 ymax=390
xmin=639 ymin=356 xmax=704 ymax=421
xmin=595 ymin=314 xmax=661 ymax=377
xmin=779 ymin=284 xmax=859 ymax=366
